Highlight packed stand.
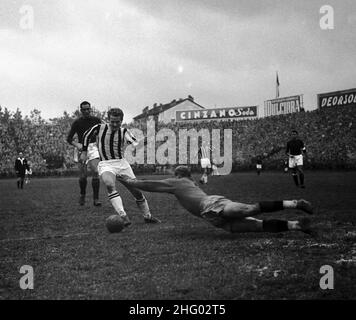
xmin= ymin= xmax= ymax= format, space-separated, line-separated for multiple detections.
xmin=0 ymin=105 xmax=355 ymax=177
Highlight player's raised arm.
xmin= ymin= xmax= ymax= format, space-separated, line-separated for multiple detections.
xmin=123 ymin=128 xmax=139 ymax=147
xmin=118 ymin=175 xmax=176 ymax=194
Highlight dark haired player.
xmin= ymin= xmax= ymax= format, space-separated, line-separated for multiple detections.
xmin=286 ymin=130 xmax=306 ymax=188
xmin=14 ymin=152 xmax=30 ymax=189
xmin=67 ymin=101 xmax=102 ymax=206
xmin=81 ymin=108 xmax=160 ymax=226
xmin=117 ymin=166 xmax=314 ymax=235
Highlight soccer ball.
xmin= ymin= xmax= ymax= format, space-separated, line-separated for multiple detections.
xmin=106 ymin=215 xmax=125 ymax=233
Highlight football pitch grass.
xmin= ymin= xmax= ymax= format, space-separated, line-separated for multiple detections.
xmin=1 ymin=171 xmax=356 ymax=299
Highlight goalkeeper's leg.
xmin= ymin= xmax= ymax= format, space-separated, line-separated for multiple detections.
xmin=221 ymin=217 xmax=312 ymax=234
xmin=222 ymin=200 xmax=313 ymax=219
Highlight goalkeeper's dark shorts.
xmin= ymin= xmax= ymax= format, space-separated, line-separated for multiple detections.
xmin=200 ymin=195 xmax=233 ymax=228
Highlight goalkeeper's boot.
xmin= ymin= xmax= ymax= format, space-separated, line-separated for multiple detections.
xmin=144 ymin=215 xmax=161 ymax=224
xmin=297 ymin=199 xmax=313 ymax=215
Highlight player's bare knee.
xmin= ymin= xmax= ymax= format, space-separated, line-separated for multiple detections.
xmin=223 ymin=203 xmax=259 ymax=218
xmin=239 ymin=204 xmax=259 ymax=216
xmin=104 ymin=182 xmax=115 ymax=194
xmin=101 ymin=173 xmax=115 ymax=190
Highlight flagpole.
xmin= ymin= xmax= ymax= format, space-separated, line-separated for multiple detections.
xmin=276 ymin=71 xmax=280 ymax=98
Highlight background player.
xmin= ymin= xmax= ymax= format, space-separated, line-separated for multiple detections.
xmin=14 ymin=152 xmax=30 ymax=189
xmin=81 ymin=107 xmax=160 ymax=226
xmin=117 ymin=166 xmax=314 ymax=235
xmin=286 ymin=130 xmax=306 ymax=188
xmin=67 ymin=101 xmax=102 ymax=206
xmin=198 ymin=145 xmax=212 ymax=184
xmin=256 ymin=156 xmax=263 ymax=176
xmin=25 ymin=160 xmax=32 ymax=184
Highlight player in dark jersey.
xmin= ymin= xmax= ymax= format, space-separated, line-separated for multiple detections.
xmin=14 ymin=152 xmax=30 ymax=189
xmin=67 ymin=101 xmax=102 ymax=206
xmin=117 ymin=166 xmax=315 ymax=235
xmin=286 ymin=130 xmax=306 ymax=188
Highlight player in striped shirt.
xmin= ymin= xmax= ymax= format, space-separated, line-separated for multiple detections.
xmin=198 ymin=146 xmax=212 ymax=184
xmin=81 ymin=108 xmax=160 ymax=226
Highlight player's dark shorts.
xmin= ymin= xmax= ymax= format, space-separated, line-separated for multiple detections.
xmin=200 ymin=195 xmax=233 ymax=228
xmin=16 ymin=172 xmax=25 ymax=178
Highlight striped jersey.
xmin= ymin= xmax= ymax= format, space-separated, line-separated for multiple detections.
xmin=82 ymin=123 xmax=138 ymax=160
xmin=198 ymin=146 xmax=212 ymax=159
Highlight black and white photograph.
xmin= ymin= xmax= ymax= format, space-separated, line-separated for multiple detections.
xmin=0 ymin=0 xmax=355 ymax=304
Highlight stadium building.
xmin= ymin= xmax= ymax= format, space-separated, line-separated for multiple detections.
xmin=176 ymin=106 xmax=259 ymax=122
xmin=133 ymin=95 xmax=205 ymax=125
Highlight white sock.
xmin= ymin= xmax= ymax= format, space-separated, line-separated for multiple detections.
xmin=283 ymin=200 xmax=297 ymax=209
xmin=136 ymin=197 xmax=151 ymax=218
xmin=108 ymin=191 xmax=127 ymax=217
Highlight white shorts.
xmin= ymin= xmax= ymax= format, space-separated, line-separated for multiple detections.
xmin=86 ymin=143 xmax=100 ymax=162
xmin=75 ymin=143 xmax=100 ymax=164
xmin=256 ymin=164 xmax=262 ymax=169
xmin=212 ymin=166 xmax=219 ymax=176
xmin=98 ymin=159 xmax=136 ymax=178
xmin=289 ymin=154 xmax=303 ymax=168
xmin=200 ymin=158 xmax=211 ymax=169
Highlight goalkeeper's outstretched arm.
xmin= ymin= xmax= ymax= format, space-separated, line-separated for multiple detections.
xmin=118 ymin=176 xmax=176 ymax=194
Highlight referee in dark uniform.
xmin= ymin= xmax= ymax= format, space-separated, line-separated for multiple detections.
xmin=67 ymin=101 xmax=102 ymax=206
xmin=15 ymin=152 xmax=30 ymax=189
xmin=286 ymin=130 xmax=306 ymax=188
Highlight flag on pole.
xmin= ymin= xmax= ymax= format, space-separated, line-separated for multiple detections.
xmin=276 ymin=71 xmax=280 ymax=98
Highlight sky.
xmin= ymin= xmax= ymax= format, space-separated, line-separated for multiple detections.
xmin=0 ymin=0 xmax=355 ymax=122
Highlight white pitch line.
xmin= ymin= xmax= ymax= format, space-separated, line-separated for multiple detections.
xmin=0 ymin=232 xmax=92 ymax=243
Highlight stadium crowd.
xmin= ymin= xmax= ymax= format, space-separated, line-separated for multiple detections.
xmin=0 ymin=104 xmax=355 ymax=177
